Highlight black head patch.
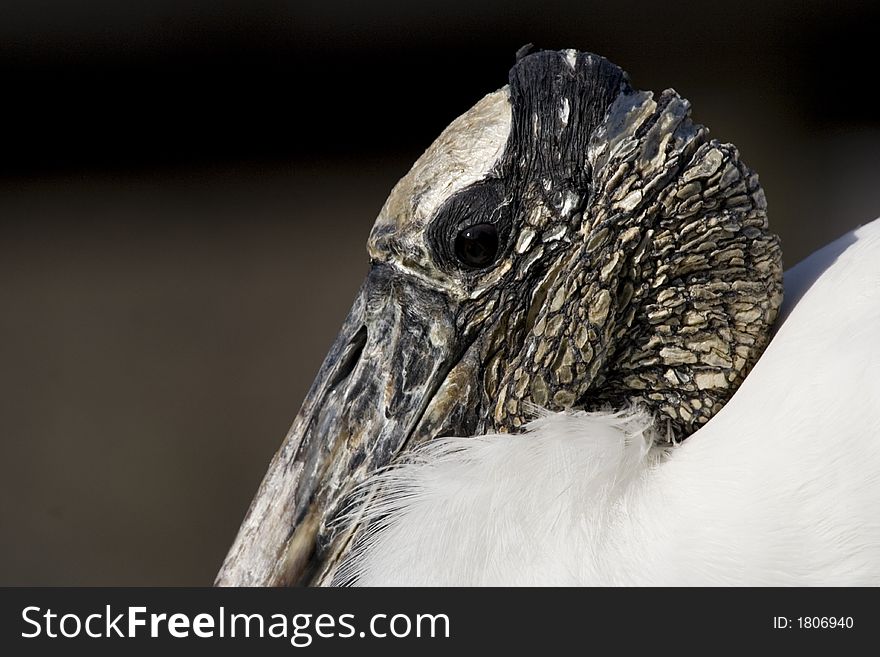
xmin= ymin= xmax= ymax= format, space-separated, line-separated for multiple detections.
xmin=427 ymin=50 xmax=632 ymax=280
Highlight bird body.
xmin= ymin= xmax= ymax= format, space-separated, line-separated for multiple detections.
xmin=337 ymin=220 xmax=880 ymax=585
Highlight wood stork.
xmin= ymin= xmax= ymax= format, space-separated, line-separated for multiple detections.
xmin=216 ymin=48 xmax=880 ymax=586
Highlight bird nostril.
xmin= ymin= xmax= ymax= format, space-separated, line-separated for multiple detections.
xmin=328 ymin=325 xmax=368 ymax=392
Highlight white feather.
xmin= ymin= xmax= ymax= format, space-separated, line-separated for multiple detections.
xmin=337 ymin=218 xmax=880 ymax=586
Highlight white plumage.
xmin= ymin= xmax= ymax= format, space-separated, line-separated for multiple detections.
xmin=338 ymin=219 xmax=880 ymax=586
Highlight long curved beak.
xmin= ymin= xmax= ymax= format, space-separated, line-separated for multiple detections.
xmin=215 ymin=264 xmax=465 ymax=586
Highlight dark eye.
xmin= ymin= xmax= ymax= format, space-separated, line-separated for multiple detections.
xmin=454 ymin=223 xmax=499 ymax=268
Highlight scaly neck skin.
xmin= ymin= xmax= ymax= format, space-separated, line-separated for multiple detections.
xmin=487 ymin=83 xmax=782 ymax=440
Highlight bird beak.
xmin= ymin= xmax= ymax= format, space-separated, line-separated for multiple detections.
xmin=216 ymin=263 xmax=466 ymax=586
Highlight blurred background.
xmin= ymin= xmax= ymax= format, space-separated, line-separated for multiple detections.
xmin=1 ymin=0 xmax=877 ymax=584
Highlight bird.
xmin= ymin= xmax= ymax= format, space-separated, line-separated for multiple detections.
xmin=215 ymin=48 xmax=880 ymax=586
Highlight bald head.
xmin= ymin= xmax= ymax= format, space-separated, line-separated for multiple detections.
xmin=364 ymin=49 xmax=780 ymax=436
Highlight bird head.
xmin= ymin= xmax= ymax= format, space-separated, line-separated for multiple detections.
xmin=216 ymin=49 xmax=783 ymax=586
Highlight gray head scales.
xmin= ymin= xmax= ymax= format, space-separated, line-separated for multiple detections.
xmin=216 ymin=48 xmax=783 ymax=587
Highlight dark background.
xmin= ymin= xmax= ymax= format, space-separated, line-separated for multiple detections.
xmin=1 ymin=1 xmax=877 ymax=584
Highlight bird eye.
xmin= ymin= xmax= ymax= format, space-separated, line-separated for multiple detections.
xmin=454 ymin=223 xmax=499 ymax=268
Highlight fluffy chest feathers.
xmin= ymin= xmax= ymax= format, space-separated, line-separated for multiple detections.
xmin=336 ymin=220 xmax=880 ymax=586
